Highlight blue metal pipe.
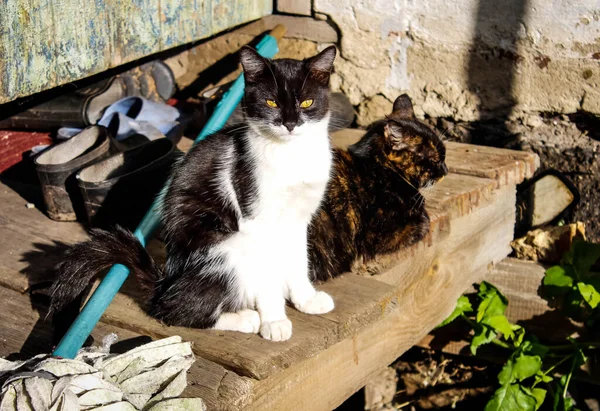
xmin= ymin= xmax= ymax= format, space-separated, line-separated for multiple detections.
xmin=53 ymin=34 xmax=280 ymax=358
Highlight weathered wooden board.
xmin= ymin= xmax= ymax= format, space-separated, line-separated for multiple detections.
xmin=444 ymin=143 xmax=539 ymax=187
xmin=0 ymin=130 xmax=538 ymax=410
xmin=0 ymin=284 xmax=135 ymax=358
xmin=330 ymin=129 xmax=539 ymax=188
xmin=0 ymin=283 xmax=240 ymax=406
xmin=0 ymin=0 xmax=272 ymax=103
xmin=98 ymin=273 xmax=399 ymax=380
xmin=240 ymin=14 xmax=337 ymax=43
xmin=0 ymin=181 xmax=399 ymax=381
xmin=418 ymin=257 xmax=580 ymax=355
xmin=276 ymin=0 xmax=311 ymax=17
xmin=245 ymin=193 xmax=516 ymax=410
xmin=0 ymin=182 xmax=251 ymax=408
xmin=0 ymin=169 xmax=515 ymax=384
xmin=486 ymin=258 xmax=551 ymax=324
xmin=0 ymin=182 xmax=87 ymax=291
xmin=92 ymin=163 xmax=517 ymax=383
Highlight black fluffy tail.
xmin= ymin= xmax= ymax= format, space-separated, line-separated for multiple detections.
xmin=49 ymin=225 xmax=162 ymax=315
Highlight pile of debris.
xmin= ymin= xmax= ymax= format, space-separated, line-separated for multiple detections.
xmin=0 ymin=336 xmax=204 ymax=411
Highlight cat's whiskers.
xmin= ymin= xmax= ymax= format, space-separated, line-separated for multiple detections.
xmin=328 ymin=116 xmax=352 ymax=129
xmin=409 ymin=193 xmax=425 ymax=212
xmin=228 ymin=125 xmax=251 ymax=132
xmin=435 ymin=128 xmax=449 ymax=149
xmin=226 ymin=125 xmax=252 ymax=135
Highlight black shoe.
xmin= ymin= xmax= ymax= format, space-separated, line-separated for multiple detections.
xmin=0 ymin=78 xmax=127 ymax=130
xmin=34 ymin=126 xmax=113 ymax=221
xmin=76 ymin=139 xmax=179 ymax=230
xmin=0 ymin=61 xmax=176 ymax=131
xmin=120 ymin=60 xmax=177 ymax=102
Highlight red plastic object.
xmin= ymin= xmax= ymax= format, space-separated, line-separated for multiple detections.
xmin=0 ymin=130 xmax=53 ymax=173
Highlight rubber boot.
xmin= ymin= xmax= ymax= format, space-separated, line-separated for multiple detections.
xmin=34 ymin=126 xmax=113 ymax=221
xmin=76 ymin=139 xmax=178 ymax=230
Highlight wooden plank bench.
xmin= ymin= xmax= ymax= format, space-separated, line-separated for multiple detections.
xmin=0 ymin=129 xmax=538 ymax=410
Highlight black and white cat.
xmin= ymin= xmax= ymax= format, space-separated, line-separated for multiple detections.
xmin=50 ymin=46 xmax=338 ymax=342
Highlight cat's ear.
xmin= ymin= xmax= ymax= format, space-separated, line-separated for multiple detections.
xmin=306 ymin=46 xmax=337 ymax=84
xmin=240 ymin=46 xmax=268 ymax=83
xmin=384 ymin=123 xmax=408 ymax=150
xmin=392 ymin=94 xmax=415 ymax=118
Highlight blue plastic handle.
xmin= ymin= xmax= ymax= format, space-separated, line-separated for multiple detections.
xmin=53 ymin=34 xmax=279 ymax=358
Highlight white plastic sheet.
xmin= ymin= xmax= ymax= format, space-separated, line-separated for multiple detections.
xmin=0 ymin=336 xmax=205 ymax=411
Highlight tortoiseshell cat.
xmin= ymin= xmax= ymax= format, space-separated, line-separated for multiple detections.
xmin=308 ymin=94 xmax=448 ymax=281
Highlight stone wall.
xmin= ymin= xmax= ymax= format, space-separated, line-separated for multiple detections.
xmin=165 ymin=8 xmax=600 ymax=239
xmin=277 ymin=0 xmax=600 ymax=125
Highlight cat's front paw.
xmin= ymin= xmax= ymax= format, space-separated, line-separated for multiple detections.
xmin=238 ymin=309 xmax=261 ymax=333
xmin=213 ymin=309 xmax=260 ymax=334
xmin=295 ymin=291 xmax=335 ymax=315
xmin=260 ymin=319 xmax=292 ymax=341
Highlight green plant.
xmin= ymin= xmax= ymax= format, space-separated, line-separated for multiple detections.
xmin=543 ymin=238 xmax=600 ymax=326
xmin=438 ymin=239 xmax=600 ymax=411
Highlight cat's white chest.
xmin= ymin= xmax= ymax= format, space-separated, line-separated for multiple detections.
xmin=251 ymin=129 xmax=332 ymax=224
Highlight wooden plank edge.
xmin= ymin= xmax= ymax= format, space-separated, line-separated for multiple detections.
xmin=416 ymin=257 xmax=578 ymax=356
xmin=244 ymin=259 xmax=497 ymax=411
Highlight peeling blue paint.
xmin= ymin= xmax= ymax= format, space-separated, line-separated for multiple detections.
xmin=0 ymin=0 xmax=272 ymax=103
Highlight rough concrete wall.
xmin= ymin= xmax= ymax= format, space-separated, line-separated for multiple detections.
xmin=313 ymin=0 xmax=600 ymax=125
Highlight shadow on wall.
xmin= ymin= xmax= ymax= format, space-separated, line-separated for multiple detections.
xmin=466 ymin=0 xmax=529 ymax=147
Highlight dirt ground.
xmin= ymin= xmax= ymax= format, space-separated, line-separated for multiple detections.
xmin=334 ymin=347 xmax=498 ymax=411
xmin=336 ymin=346 xmax=600 ymax=411
xmin=383 ymin=348 xmax=498 ymax=410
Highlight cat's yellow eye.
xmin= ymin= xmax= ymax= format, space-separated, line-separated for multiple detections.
xmin=299 ymin=99 xmax=314 ymax=108
xmin=266 ymin=99 xmax=278 ymax=108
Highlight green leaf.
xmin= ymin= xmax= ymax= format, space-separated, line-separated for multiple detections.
xmin=587 ymin=275 xmax=600 ymax=292
xmin=571 ymin=239 xmax=600 ymax=278
xmin=513 ymin=328 xmax=526 ymax=348
xmin=522 ymin=387 xmax=547 ymax=411
xmin=498 ymin=354 xmax=542 ymax=385
xmin=534 ymin=372 xmax=553 ymax=385
xmin=471 ymin=324 xmax=497 ymax=355
xmin=553 ymin=354 xmax=586 ymax=411
xmin=477 ymin=282 xmax=508 ymax=322
xmin=576 ymin=282 xmax=600 ymax=309
xmin=437 ymin=295 xmax=472 ymax=328
xmin=553 ymin=375 xmax=567 ymax=411
xmin=553 ymin=375 xmax=581 ymax=411
xmin=498 ymin=360 xmax=515 ymax=386
xmin=485 ymin=384 xmax=537 ymax=411
xmin=563 ymin=397 xmax=581 ymax=411
xmin=531 ymin=388 xmax=547 ymax=411
xmin=544 ymin=266 xmax=574 ymax=296
xmin=483 ymin=315 xmax=520 ymax=340
xmin=513 ymin=355 xmax=542 ymax=382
